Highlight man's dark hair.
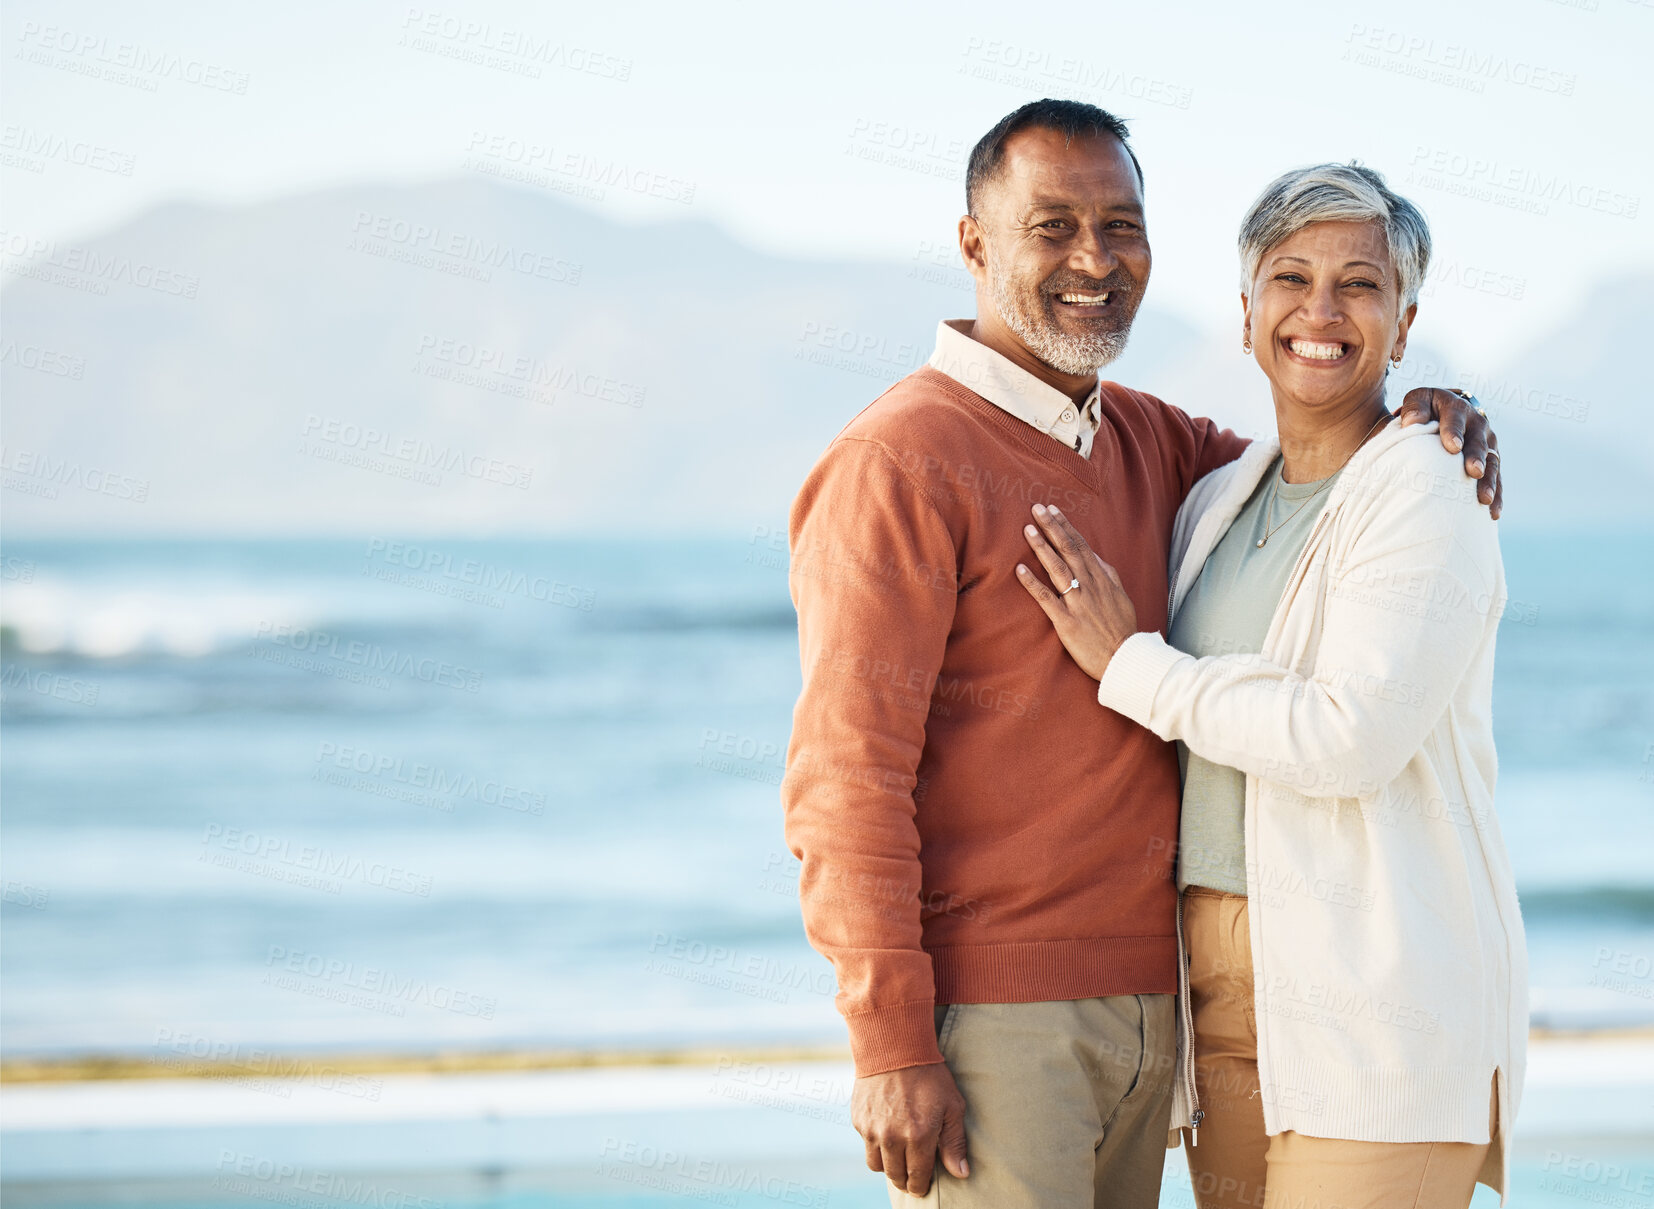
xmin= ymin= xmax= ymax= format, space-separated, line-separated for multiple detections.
xmin=965 ymin=99 xmax=1144 ymax=217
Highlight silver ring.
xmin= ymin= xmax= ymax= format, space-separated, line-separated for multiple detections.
xmin=1483 ymin=449 xmax=1500 ymax=461
xmin=1059 ymin=578 xmax=1080 ymax=596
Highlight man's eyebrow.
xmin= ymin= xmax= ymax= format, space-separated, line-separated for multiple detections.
xmin=1274 ymin=255 xmax=1387 ymax=273
xmin=1023 ymin=196 xmax=1145 ymax=215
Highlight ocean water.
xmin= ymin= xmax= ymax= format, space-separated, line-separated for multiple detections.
xmin=1 ymin=531 xmax=1652 ymax=1065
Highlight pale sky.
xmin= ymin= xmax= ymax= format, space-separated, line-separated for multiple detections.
xmin=4 ymin=0 xmax=1651 ymax=366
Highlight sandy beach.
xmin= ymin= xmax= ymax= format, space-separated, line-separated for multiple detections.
xmin=4 ymin=1033 xmax=1653 ymax=1203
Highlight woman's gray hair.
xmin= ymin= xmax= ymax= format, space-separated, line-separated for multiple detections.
xmin=1238 ymin=163 xmax=1432 ymax=308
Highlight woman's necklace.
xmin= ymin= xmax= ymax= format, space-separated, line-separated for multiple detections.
xmin=1255 ymin=410 xmax=1393 ymax=549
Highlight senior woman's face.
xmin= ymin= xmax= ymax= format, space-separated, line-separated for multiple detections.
xmin=1243 ymin=219 xmax=1415 ymax=411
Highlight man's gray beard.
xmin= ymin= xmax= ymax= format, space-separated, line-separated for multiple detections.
xmin=990 ymin=264 xmax=1131 ymax=375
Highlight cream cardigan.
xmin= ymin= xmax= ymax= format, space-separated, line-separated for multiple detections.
xmin=1097 ymin=421 xmax=1528 ymax=1204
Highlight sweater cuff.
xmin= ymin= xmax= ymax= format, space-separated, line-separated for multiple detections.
xmin=1097 ymin=631 xmax=1186 ymax=730
xmin=845 ymin=1000 xmax=945 ymax=1077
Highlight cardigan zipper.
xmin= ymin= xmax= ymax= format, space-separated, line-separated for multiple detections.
xmin=1163 ymin=460 xmax=1336 ymax=1150
xmin=1175 ymin=892 xmax=1202 ymax=1144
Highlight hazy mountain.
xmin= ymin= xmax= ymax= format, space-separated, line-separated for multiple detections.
xmin=0 ymin=177 xmax=1643 ymax=535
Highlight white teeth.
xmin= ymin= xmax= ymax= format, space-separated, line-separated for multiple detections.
xmin=1288 ymin=339 xmax=1347 ymax=360
xmin=1059 ymin=292 xmax=1110 ymax=304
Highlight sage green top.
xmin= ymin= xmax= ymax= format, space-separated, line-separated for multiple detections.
xmin=1167 ymin=455 xmax=1340 ymax=894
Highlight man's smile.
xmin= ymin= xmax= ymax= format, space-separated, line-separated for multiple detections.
xmin=1053 ymin=290 xmax=1119 ymax=318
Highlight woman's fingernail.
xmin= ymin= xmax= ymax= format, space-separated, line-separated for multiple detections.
xmin=1049 ymin=505 xmax=1063 ymax=517
xmin=1025 ymin=525 xmax=1037 ymax=537
xmin=1033 ymin=504 xmax=1046 ymax=516
xmin=1469 ymin=459 xmax=1484 ymax=475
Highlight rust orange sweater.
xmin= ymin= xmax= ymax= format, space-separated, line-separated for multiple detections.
xmin=782 ymin=365 xmax=1248 ymax=1076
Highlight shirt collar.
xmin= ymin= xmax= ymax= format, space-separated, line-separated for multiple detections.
xmin=927 ymin=319 xmax=1101 ymax=454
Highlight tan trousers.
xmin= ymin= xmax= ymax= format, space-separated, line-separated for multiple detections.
xmin=888 ymin=994 xmax=1176 ymax=1208
xmin=1180 ymin=885 xmax=1496 ymax=1209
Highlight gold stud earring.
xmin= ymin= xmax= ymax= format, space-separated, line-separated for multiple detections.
xmin=1242 ymin=337 xmax=1252 ymax=354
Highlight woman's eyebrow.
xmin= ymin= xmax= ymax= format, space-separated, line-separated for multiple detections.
xmin=1274 ymin=255 xmax=1386 ymax=273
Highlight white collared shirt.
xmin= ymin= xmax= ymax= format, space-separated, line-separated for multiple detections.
xmin=926 ymin=319 xmax=1103 ymax=458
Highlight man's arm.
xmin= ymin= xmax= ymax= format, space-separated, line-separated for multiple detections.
xmin=1164 ymin=386 xmax=1503 ymax=515
xmin=782 ymin=435 xmax=969 ymax=1195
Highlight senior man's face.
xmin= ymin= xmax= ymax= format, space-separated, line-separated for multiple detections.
xmin=965 ymin=128 xmax=1151 ymax=376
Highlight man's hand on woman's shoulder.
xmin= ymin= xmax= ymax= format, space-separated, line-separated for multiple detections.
xmin=1397 ymin=387 xmax=1503 ymax=518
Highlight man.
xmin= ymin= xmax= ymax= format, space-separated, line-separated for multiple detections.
xmin=781 ymin=99 xmax=1501 ymax=1209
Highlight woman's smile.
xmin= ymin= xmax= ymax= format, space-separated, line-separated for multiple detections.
xmin=1279 ymin=336 xmax=1356 ymax=365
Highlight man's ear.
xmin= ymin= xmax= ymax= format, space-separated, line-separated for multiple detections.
xmin=958 ymin=214 xmax=989 ymax=284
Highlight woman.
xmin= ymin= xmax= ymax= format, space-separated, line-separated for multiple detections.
xmin=1013 ymin=163 xmax=1527 ymax=1209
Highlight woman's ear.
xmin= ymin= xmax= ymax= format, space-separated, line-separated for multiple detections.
xmin=1391 ymin=301 xmax=1418 ymax=362
xmin=1240 ymin=291 xmax=1253 ymax=350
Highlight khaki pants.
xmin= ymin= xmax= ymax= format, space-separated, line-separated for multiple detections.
xmin=1180 ymin=885 xmax=1496 ymax=1209
xmin=888 ymin=994 xmax=1176 ymax=1209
